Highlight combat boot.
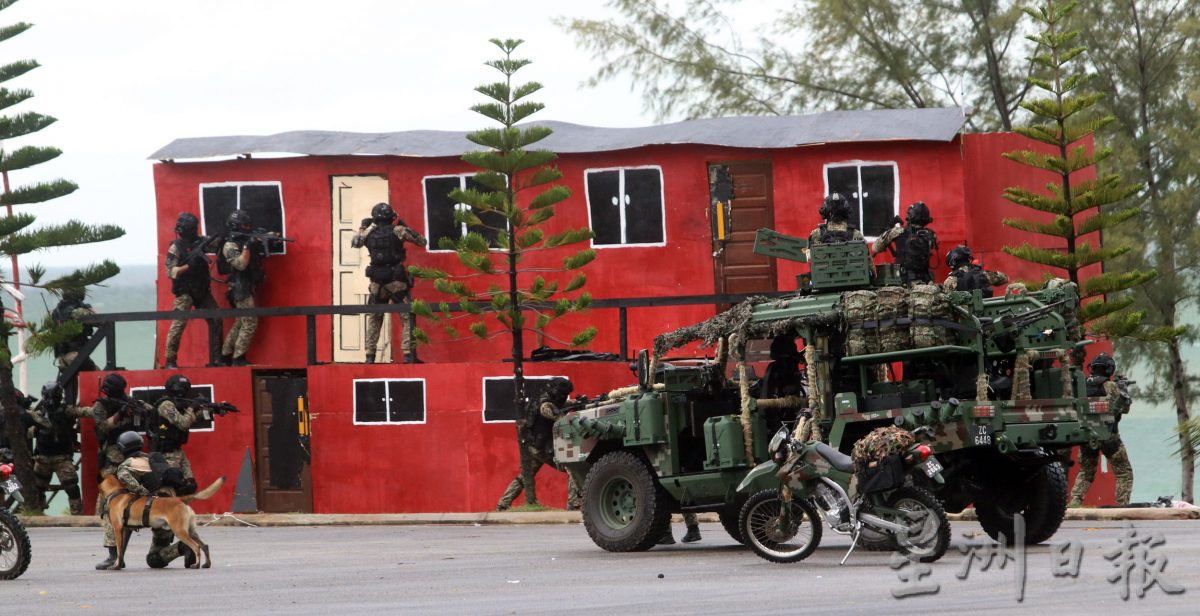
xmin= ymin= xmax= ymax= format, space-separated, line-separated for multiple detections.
xmin=403 ymin=353 xmax=422 ymax=364
xmin=231 ymin=355 xmax=249 ymax=367
xmin=218 ymin=354 xmax=233 ymax=367
xmin=68 ymin=497 xmax=84 ymax=516
xmin=365 ymin=352 xmax=375 ymax=365
xmin=164 ymin=359 xmax=179 ymax=369
xmin=95 ymin=546 xmax=118 ymax=570
xmin=681 ymin=525 xmax=702 ymax=543
xmin=496 ymin=503 xmax=510 ymax=512
xmin=657 ymin=530 xmax=676 ymax=545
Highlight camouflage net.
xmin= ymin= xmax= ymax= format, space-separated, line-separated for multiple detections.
xmin=651 ymin=295 xmax=840 ymax=359
xmin=1012 ymin=349 xmax=1040 ymax=400
xmin=730 ymin=334 xmax=756 ymax=464
xmin=1058 ymin=349 xmax=1072 ymax=396
xmin=606 ymin=383 xmax=665 ymax=400
xmin=976 ymin=373 xmax=989 ymax=403
xmin=851 ymin=426 xmax=916 ymax=474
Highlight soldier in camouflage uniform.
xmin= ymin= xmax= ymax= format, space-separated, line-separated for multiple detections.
xmin=942 ymin=245 xmax=1008 ymax=296
xmin=50 ymin=287 xmax=97 ymax=403
xmin=871 ymin=201 xmax=939 ymax=284
xmin=497 ymin=378 xmax=581 ymax=511
xmin=28 ymin=382 xmax=89 ymax=514
xmin=809 ymin=193 xmax=864 ymax=245
xmin=91 ymin=373 xmax=153 ymax=569
xmin=163 ymin=212 xmax=221 ymax=369
xmin=144 ymin=374 xmax=203 ymax=567
xmin=219 ymin=210 xmax=264 ymax=366
xmin=350 ymin=203 xmax=428 ymax=364
xmin=1069 ymin=353 xmax=1134 ymax=507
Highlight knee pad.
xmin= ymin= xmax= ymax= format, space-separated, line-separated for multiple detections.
xmin=62 ymin=480 xmax=81 ymax=500
xmin=146 ymin=551 xmax=169 ymax=569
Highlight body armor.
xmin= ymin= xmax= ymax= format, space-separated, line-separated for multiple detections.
xmin=150 ymin=398 xmax=189 ymax=452
xmin=169 ymin=237 xmax=211 ymax=298
xmin=951 ymin=266 xmax=994 ymax=298
xmin=34 ymin=404 xmax=77 ymax=457
xmin=364 ymin=224 xmax=407 ymax=284
xmin=96 ymin=398 xmax=138 ymax=448
xmin=226 ymin=240 xmax=265 ymax=302
xmin=890 ymin=226 xmax=936 ymax=283
xmin=816 ymin=223 xmax=855 ymax=244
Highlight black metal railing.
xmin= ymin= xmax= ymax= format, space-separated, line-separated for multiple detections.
xmin=63 ymin=291 xmax=789 ymax=379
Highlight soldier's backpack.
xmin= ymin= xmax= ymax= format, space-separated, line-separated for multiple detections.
xmin=875 ymin=286 xmax=910 ymax=352
xmin=952 ymin=265 xmax=993 ymax=298
xmin=909 ymin=284 xmax=954 ymax=348
xmin=843 ymin=290 xmax=878 ymax=356
xmin=817 ymin=223 xmax=855 ymax=244
xmin=896 ymin=227 xmax=936 ymax=283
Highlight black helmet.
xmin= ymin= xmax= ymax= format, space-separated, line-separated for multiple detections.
xmin=117 ymin=431 xmax=144 ymax=456
xmin=175 ymin=212 xmax=200 ymax=239
xmin=41 ymin=381 xmax=63 ymax=403
xmin=906 ymin=201 xmax=932 ymax=226
xmin=226 ymin=209 xmax=253 ymax=233
xmin=546 ymin=377 xmax=574 ymax=399
xmin=1089 ymin=353 xmax=1116 ymax=378
xmin=164 ymin=374 xmax=191 ymax=397
xmin=371 ymin=202 xmax=397 ymax=225
xmin=946 ymin=245 xmax=974 ymax=269
xmin=100 ymin=373 xmax=127 ymax=398
xmin=819 ymin=193 xmax=851 ymax=222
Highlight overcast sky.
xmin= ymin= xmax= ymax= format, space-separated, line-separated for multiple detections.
xmin=2 ymin=0 xmax=705 ymax=269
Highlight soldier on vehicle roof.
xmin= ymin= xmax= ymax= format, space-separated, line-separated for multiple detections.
xmin=941 ymin=245 xmax=1008 ymax=296
xmin=872 ymin=201 xmax=939 ymax=284
xmin=809 ymin=193 xmax=864 ymax=245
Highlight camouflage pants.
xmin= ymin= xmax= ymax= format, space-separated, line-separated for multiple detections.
xmin=497 ymin=450 xmax=579 ymax=509
xmin=1069 ymin=439 xmax=1133 ymax=507
xmin=55 ymin=351 xmax=97 ymax=404
xmin=165 ymin=291 xmax=220 ymax=364
xmin=221 ymin=296 xmax=257 ymax=358
xmin=682 ymin=512 xmax=698 ymax=528
xmin=161 ymin=449 xmax=195 ymax=480
xmin=97 ymin=468 xmax=118 ymax=548
xmin=365 ymin=280 xmax=414 ymax=358
xmin=33 ymin=454 xmax=82 ymax=514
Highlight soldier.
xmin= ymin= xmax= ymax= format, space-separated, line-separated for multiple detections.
xmin=106 ymin=429 xmax=196 ymax=568
xmin=219 ymin=210 xmax=265 ymax=366
xmin=871 ymin=201 xmax=939 ymax=284
xmin=496 ymin=377 xmax=580 ymax=511
xmin=351 ymin=202 xmax=428 ymax=364
xmin=941 ymin=245 xmax=1008 ymax=297
xmin=658 ymin=513 xmax=702 ymax=545
xmin=91 ymin=373 xmax=153 ymax=569
xmin=163 ymin=212 xmax=221 ymax=369
xmin=808 ymin=193 xmax=864 ymax=245
xmin=148 ymin=374 xmax=198 ymax=493
xmin=50 ymin=287 xmax=97 ymax=403
xmin=28 ymin=382 xmax=88 ymax=515
xmin=1069 ymin=353 xmax=1134 ymax=507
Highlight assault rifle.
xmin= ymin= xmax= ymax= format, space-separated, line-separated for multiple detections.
xmin=179 ymin=235 xmax=223 ymax=268
xmin=980 ymin=300 xmax=1067 ymax=353
xmin=231 ymin=228 xmax=295 ymax=253
xmin=105 ymin=396 xmax=154 ymax=429
xmin=176 ymin=397 xmax=240 ymax=421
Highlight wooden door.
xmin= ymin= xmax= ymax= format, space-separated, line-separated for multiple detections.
xmin=332 ymin=175 xmax=391 ymax=363
xmin=711 ymin=161 xmax=777 ymax=295
xmin=253 ymin=371 xmax=313 ymax=513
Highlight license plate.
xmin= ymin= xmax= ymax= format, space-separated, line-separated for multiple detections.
xmin=974 ymin=424 xmax=994 ymax=447
xmin=921 ymin=457 xmax=943 ymax=477
xmin=2 ymin=477 xmax=19 ymax=495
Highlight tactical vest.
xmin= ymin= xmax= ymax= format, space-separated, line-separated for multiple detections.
xmin=95 ymin=397 xmax=137 ymax=448
xmin=51 ymin=298 xmax=94 ymax=356
xmin=891 ymin=226 xmax=936 ymax=283
xmin=224 ymin=241 xmax=265 ymax=302
xmin=1085 ymin=376 xmax=1107 ymax=397
xmin=149 ymin=398 xmax=189 ymax=452
xmin=34 ymin=404 xmax=77 ymax=457
xmin=817 ymin=223 xmax=856 ymax=244
xmin=170 ymin=237 xmax=211 ymax=298
xmin=951 ymin=266 xmax=994 ymax=298
xmin=526 ymin=395 xmax=560 ymax=456
xmin=364 ymin=224 xmax=406 ymax=284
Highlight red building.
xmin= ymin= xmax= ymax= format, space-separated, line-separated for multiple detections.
xmin=79 ymin=108 xmax=1114 ymax=513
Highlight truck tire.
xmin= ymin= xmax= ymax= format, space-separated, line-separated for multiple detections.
xmin=976 ymin=461 xmax=1069 ymax=545
xmin=581 ymin=451 xmax=671 ymax=552
xmin=0 ymin=508 xmax=32 ymax=580
xmin=718 ymin=506 xmax=745 ymax=545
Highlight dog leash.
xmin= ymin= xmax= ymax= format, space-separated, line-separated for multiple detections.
xmin=200 ymin=512 xmax=258 ymax=528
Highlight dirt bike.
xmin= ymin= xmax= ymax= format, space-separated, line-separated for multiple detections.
xmin=1 ymin=461 xmax=33 ymax=579
xmin=737 ymin=424 xmax=950 ymax=564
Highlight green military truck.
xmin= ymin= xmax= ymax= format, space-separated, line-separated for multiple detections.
xmin=553 ymin=229 xmax=1118 ymax=552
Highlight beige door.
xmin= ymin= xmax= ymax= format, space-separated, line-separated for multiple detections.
xmin=332 ymin=175 xmax=390 ymax=363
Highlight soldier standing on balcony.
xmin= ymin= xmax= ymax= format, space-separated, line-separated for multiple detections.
xmin=218 ymin=210 xmax=264 ymax=366
xmin=51 ymin=287 xmax=96 ymax=403
xmin=351 ymin=202 xmax=427 ymax=364
xmin=163 ymin=212 xmax=221 ymax=369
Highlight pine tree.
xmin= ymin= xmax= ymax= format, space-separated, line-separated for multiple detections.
xmin=1000 ymin=0 xmax=1153 ymax=347
xmin=411 ymin=39 xmax=596 ymax=506
xmin=0 ymin=0 xmax=124 ymax=510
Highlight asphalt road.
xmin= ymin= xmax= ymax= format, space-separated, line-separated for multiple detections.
xmin=4 ymin=520 xmax=1195 ymax=615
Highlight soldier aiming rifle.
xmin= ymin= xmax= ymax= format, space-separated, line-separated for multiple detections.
xmin=163 ymin=212 xmax=225 ymax=369
xmin=217 ymin=211 xmax=294 ymax=366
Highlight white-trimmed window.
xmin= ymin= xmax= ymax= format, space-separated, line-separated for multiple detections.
xmin=130 ymin=384 xmax=216 ymax=433
xmin=353 ymin=378 xmax=426 ymax=425
xmin=822 ymin=161 xmax=899 ymax=238
xmin=481 ymin=376 xmax=566 ymax=423
xmin=422 ymin=174 xmax=506 ymax=252
xmin=585 ymin=166 xmax=665 ymax=247
xmin=198 ymin=181 xmax=288 ymax=255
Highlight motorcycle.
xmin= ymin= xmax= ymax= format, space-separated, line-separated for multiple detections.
xmin=737 ymin=423 xmax=950 ymax=564
xmin=1 ymin=460 xmax=32 ymax=580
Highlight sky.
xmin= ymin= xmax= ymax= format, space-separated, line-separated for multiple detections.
xmin=0 ymin=0 xmax=686 ymax=268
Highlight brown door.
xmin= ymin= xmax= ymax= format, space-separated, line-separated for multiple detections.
xmin=253 ymin=371 xmax=313 ymax=513
xmin=711 ymin=161 xmax=777 ymax=295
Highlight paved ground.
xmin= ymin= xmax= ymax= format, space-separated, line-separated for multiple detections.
xmin=4 ymin=520 xmax=1195 ymax=615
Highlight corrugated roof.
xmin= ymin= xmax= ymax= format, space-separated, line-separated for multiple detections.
xmin=149 ymin=107 xmax=967 ymax=161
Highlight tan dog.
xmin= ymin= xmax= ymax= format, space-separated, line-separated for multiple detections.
xmin=99 ymin=474 xmax=224 ymax=570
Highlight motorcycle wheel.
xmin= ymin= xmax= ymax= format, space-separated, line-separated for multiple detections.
xmin=739 ymin=489 xmax=822 ymax=564
xmin=0 ymin=508 xmax=32 ymax=580
xmin=888 ymin=486 xmax=950 ymax=563
xmin=856 ymin=526 xmax=899 ymax=552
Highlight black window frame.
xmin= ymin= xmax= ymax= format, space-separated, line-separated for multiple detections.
xmin=822 ymin=161 xmax=899 ymax=240
xmin=481 ymin=375 xmax=566 ymax=424
xmin=198 ymin=181 xmax=288 ymax=255
xmin=352 ymin=378 xmax=427 ymax=425
xmin=584 ymin=166 xmax=666 ymax=248
xmin=422 ymin=174 xmax=507 ymax=253
xmin=129 ymin=384 xmax=217 ymax=432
